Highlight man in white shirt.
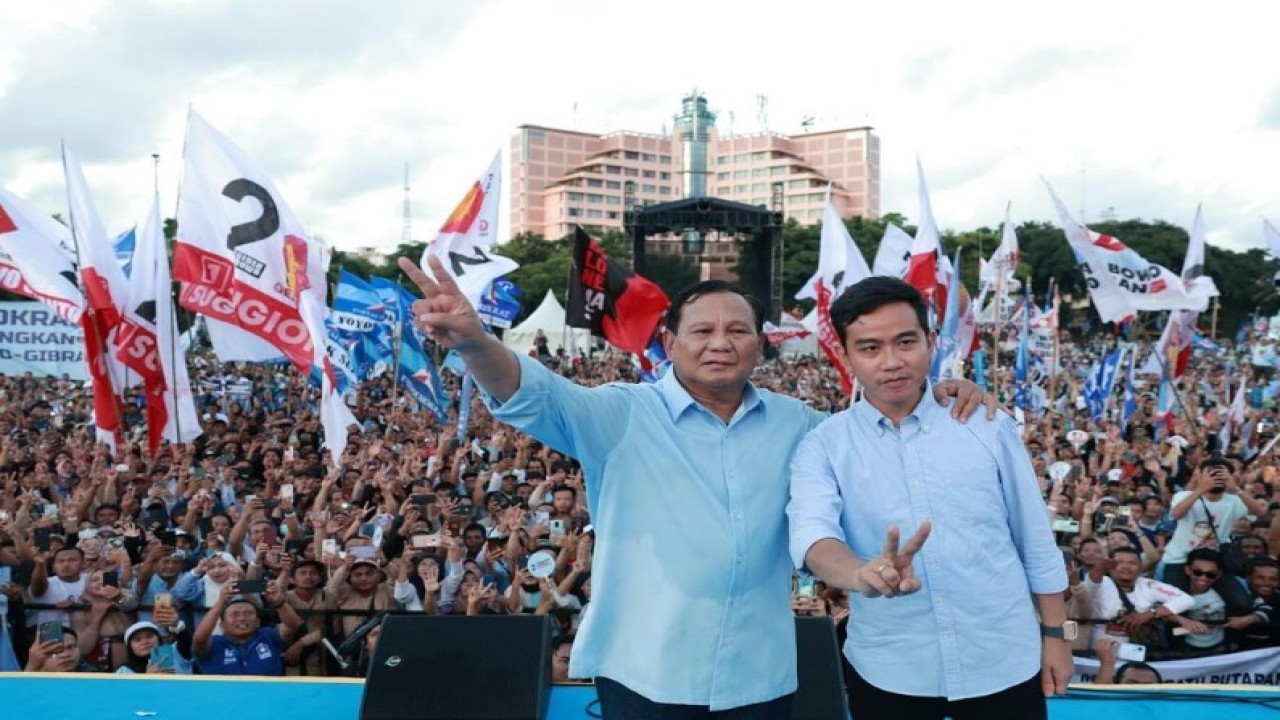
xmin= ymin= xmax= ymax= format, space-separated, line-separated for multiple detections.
xmin=28 ymin=547 xmax=88 ymax=629
xmin=1088 ymin=547 xmax=1195 ymax=647
xmin=1178 ymin=548 xmax=1228 ymax=653
xmin=1161 ymin=457 xmax=1261 ymax=614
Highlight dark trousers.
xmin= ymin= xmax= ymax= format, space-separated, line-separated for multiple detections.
xmin=1161 ymin=563 xmax=1254 ymax=615
xmin=844 ymin=661 xmax=1045 ymax=720
xmin=595 ymin=677 xmax=795 ymax=720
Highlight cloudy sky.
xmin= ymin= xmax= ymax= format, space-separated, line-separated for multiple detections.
xmin=3 ymin=0 xmax=1279 ymax=258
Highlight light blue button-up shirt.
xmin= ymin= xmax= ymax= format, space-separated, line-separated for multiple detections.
xmin=787 ymin=387 xmax=1066 ymax=700
xmin=487 ymin=353 xmax=824 ymax=710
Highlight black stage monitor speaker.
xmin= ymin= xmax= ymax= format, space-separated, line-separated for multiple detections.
xmin=793 ymin=617 xmax=850 ymax=720
xmin=360 ymin=614 xmax=554 ymax=720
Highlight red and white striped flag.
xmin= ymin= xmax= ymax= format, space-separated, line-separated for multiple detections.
xmin=63 ymin=147 xmax=129 ymax=451
xmin=117 ymin=197 xmax=201 ymax=454
xmin=0 ymin=188 xmax=86 ymax=324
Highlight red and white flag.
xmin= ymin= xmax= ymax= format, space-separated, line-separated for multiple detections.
xmin=795 ymin=185 xmax=869 ymax=394
xmin=1046 ymin=181 xmax=1209 ymax=323
xmin=118 ymin=197 xmax=201 ymax=454
xmin=173 ymin=109 xmax=356 ymax=461
xmin=871 ymin=223 xmax=913 ymax=279
xmin=0 ymin=188 xmax=85 ymax=324
xmin=904 ymin=159 xmax=951 ymax=320
xmin=419 ymin=152 xmax=517 ymax=309
xmin=63 ymin=147 xmax=129 ymax=450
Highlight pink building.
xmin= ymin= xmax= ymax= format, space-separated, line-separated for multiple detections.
xmin=509 ymin=94 xmax=880 ymax=276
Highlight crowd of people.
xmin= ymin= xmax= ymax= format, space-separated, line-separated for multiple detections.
xmin=1 ymin=302 xmax=1279 ymax=693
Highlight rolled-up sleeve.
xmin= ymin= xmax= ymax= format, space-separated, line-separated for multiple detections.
xmin=786 ymin=427 xmax=847 ymax=571
xmin=994 ymin=417 xmax=1067 ymax=595
xmin=483 ymin=353 xmax=628 ymax=459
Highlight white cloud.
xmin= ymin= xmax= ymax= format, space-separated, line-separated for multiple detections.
xmin=2 ymin=0 xmax=1278 ymax=269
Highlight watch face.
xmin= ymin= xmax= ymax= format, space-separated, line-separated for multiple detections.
xmin=1063 ymin=621 xmax=1078 ymax=641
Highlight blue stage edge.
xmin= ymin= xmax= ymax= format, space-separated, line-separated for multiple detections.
xmin=4 ymin=673 xmax=1280 ymax=719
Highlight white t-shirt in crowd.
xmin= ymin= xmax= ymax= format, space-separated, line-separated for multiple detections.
xmin=1185 ymin=589 xmax=1226 ymax=649
xmin=1163 ymin=491 xmax=1248 ymax=565
xmin=29 ymin=573 xmax=87 ymax=628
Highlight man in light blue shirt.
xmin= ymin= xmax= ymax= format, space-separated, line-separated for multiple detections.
xmin=788 ymin=276 xmax=1071 ymax=720
xmin=399 ymin=255 xmax=989 ymax=718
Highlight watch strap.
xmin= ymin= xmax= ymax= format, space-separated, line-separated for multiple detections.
xmin=1039 ymin=623 xmax=1066 ymax=640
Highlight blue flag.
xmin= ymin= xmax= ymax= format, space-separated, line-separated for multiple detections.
xmin=931 ymin=248 xmax=963 ymax=382
xmin=456 ymin=372 xmax=474 ymax=443
xmin=1014 ymin=285 xmax=1031 ymax=411
xmin=1086 ymin=348 xmax=1126 ymax=422
xmin=478 ymin=278 xmax=522 ymax=329
xmin=113 ymin=226 xmax=136 ymax=278
xmin=972 ymin=348 xmax=987 ymax=391
xmin=370 ymin=278 xmax=449 ymax=420
xmin=639 ymin=337 xmax=670 ymax=383
xmin=1121 ymin=348 xmax=1138 ymax=426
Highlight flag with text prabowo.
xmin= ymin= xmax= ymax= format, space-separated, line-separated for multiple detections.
xmin=566 ymin=227 xmax=669 ymax=356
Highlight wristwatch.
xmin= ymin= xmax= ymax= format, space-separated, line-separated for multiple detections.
xmin=1040 ymin=621 xmax=1078 ymax=641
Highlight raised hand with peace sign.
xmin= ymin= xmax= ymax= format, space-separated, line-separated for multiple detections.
xmin=397 ymin=254 xmax=520 ymax=402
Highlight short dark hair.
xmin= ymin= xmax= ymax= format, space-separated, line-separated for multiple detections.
xmin=1186 ymin=548 xmax=1223 ymax=567
xmin=828 ymin=277 xmax=930 ymax=346
xmin=1248 ymin=558 xmax=1280 ymax=576
xmin=1110 ymin=546 xmax=1142 ymax=562
xmin=665 ymin=280 xmax=764 ymax=333
xmin=1115 ymin=661 xmax=1163 ymax=683
xmin=552 ymin=485 xmax=577 ymax=501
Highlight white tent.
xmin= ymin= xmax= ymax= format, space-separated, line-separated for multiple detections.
xmin=502 ymin=289 xmax=591 ymax=355
xmin=779 ymin=309 xmax=820 ymax=358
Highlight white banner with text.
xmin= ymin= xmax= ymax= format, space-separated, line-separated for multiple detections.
xmin=0 ymin=301 xmax=86 ymax=379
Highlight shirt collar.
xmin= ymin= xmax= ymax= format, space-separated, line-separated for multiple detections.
xmin=854 ymin=381 xmax=942 ymax=436
xmin=658 ymin=368 xmax=765 ymax=423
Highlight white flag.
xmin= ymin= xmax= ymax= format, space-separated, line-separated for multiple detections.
xmin=1265 ymin=219 xmax=1280 ymax=259
xmin=796 ymin=185 xmax=871 ymax=301
xmin=794 ymin=185 xmax=866 ymax=394
xmin=1180 ymin=204 xmax=1219 ymax=311
xmin=119 ymin=197 xmax=201 ymax=452
xmin=0 ymin=188 xmax=85 ymax=323
xmin=980 ymin=202 xmax=1019 ymax=290
xmin=1045 ymin=181 xmax=1209 ymax=323
xmin=174 ymin=109 xmax=355 ymax=460
xmin=420 ymin=152 xmax=517 ymax=309
xmin=872 ymin=223 xmax=913 ymax=278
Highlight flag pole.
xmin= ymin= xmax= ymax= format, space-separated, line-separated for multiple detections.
xmin=386 ymin=285 xmax=403 ymax=439
xmin=1049 ymin=285 xmax=1061 ymax=414
xmin=170 ymin=116 xmax=203 ymax=454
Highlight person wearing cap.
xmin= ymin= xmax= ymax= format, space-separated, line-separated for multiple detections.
xmin=193 ymin=577 xmax=301 ymax=676
xmin=116 ymin=619 xmax=192 ymax=675
xmin=788 ymin=278 xmax=1068 ymax=719
xmin=401 ymin=258 xmax=992 ymax=717
xmin=325 ymin=555 xmax=395 ymax=638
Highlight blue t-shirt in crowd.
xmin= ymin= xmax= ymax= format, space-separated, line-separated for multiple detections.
xmin=196 ymin=627 xmax=285 ymax=676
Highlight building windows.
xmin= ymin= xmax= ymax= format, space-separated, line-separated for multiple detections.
xmin=659 ymin=171 xmax=671 ymax=180
xmin=732 ymin=153 xmax=748 ymax=163
xmin=607 ymin=211 xmax=620 ymax=220
xmin=769 ymin=166 xmax=786 ymax=176
xmin=659 ymin=155 xmax=672 ymax=164
xmin=659 ymin=186 xmax=672 ymax=195
xmin=734 ymin=184 xmax=748 ymax=194
xmin=642 ymin=169 xmax=656 ymax=178
xmin=586 ymin=178 xmax=603 ymax=188
xmin=568 ymin=192 xmax=585 ymax=201
xmin=568 ymin=207 xmax=582 ymax=217
xmin=586 ymin=209 xmax=604 ymax=219
xmin=606 ymin=180 xmax=621 ymax=190
xmin=733 ymin=170 xmax=749 ymax=179
xmin=624 ymin=150 xmax=640 ymax=160
xmin=605 ymin=196 xmax=621 ymax=205
xmin=606 ymin=165 xmax=622 ymax=175
xmin=642 ymin=152 xmax=657 ymax=162
xmin=716 ymin=172 xmax=730 ymax=181
xmin=641 ymin=184 xmax=657 ymax=193
xmin=624 ymin=168 xmax=639 ymax=177
xmin=751 ymin=182 xmax=768 ymax=192
xmin=788 ymin=179 xmax=808 ymax=190
xmin=716 ymin=156 xmax=729 ymax=165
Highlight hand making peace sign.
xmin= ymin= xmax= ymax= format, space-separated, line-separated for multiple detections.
xmin=856 ymin=521 xmax=932 ymax=598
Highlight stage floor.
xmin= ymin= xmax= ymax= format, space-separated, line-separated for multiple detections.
xmin=4 ymin=673 xmax=1280 ymax=719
